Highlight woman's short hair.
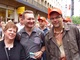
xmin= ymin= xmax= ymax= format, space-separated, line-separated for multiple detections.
xmin=3 ymin=22 xmax=18 ymax=32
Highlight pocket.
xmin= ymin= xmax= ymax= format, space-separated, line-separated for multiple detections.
xmin=34 ymin=37 xmax=41 ymax=44
xmin=67 ymin=39 xmax=79 ymax=54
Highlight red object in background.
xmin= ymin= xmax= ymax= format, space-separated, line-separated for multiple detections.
xmin=63 ymin=17 xmax=72 ymax=22
xmin=19 ymin=14 xmax=22 ymax=17
xmin=48 ymin=7 xmax=52 ymax=19
xmin=68 ymin=4 xmax=70 ymax=10
xmin=37 ymin=14 xmax=40 ymax=19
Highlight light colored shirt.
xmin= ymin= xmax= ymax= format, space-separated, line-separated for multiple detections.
xmin=16 ymin=23 xmax=24 ymax=32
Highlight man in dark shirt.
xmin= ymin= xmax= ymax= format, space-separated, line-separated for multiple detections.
xmin=19 ymin=10 xmax=45 ymax=60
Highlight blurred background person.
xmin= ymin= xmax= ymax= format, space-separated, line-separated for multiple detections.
xmin=0 ymin=21 xmax=6 ymax=41
xmin=38 ymin=17 xmax=49 ymax=60
xmin=16 ymin=14 xmax=24 ymax=32
xmin=0 ymin=16 xmax=3 ymax=40
xmin=63 ymin=17 xmax=72 ymax=25
xmin=38 ymin=17 xmax=49 ymax=35
xmin=0 ymin=22 xmax=26 ymax=60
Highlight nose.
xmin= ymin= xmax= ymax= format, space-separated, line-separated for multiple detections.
xmin=30 ymin=19 xmax=33 ymax=22
xmin=53 ymin=18 xmax=58 ymax=21
xmin=30 ymin=19 xmax=35 ymax=22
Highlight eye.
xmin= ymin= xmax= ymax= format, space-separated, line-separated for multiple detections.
xmin=13 ymin=31 xmax=16 ymax=33
xmin=8 ymin=30 xmax=12 ymax=32
xmin=27 ymin=18 xmax=35 ymax=20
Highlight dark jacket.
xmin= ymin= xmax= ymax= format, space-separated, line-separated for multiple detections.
xmin=0 ymin=40 xmax=26 ymax=60
xmin=45 ymin=23 xmax=80 ymax=60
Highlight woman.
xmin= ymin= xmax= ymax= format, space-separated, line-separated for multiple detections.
xmin=0 ymin=22 xmax=26 ymax=60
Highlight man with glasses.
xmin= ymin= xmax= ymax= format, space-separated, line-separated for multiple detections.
xmin=45 ymin=7 xmax=80 ymax=60
xmin=18 ymin=10 xmax=45 ymax=60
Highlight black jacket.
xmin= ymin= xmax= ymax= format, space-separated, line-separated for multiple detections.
xmin=0 ymin=40 xmax=26 ymax=60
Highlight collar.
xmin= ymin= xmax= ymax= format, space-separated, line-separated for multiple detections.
xmin=20 ymin=27 xmax=39 ymax=34
xmin=48 ymin=23 xmax=70 ymax=39
xmin=0 ymin=40 xmax=17 ymax=48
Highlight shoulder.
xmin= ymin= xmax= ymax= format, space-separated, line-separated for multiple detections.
xmin=35 ymin=28 xmax=43 ymax=33
xmin=18 ymin=28 xmax=24 ymax=36
xmin=0 ymin=40 xmax=3 ymax=45
xmin=15 ymin=41 xmax=24 ymax=49
xmin=34 ymin=28 xmax=44 ymax=35
xmin=64 ymin=23 xmax=79 ymax=31
xmin=65 ymin=23 xmax=80 ymax=35
xmin=68 ymin=24 xmax=79 ymax=31
xmin=0 ymin=40 xmax=4 ymax=48
xmin=16 ymin=23 xmax=20 ymax=27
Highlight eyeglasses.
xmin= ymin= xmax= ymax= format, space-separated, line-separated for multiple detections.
xmin=50 ymin=16 xmax=61 ymax=20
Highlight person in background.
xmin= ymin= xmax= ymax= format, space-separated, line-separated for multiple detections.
xmin=0 ymin=22 xmax=26 ymax=60
xmin=0 ymin=21 xmax=6 ymax=41
xmin=38 ymin=17 xmax=49 ymax=35
xmin=45 ymin=7 xmax=80 ymax=60
xmin=38 ymin=17 xmax=50 ymax=60
xmin=16 ymin=14 xmax=24 ymax=32
xmin=63 ymin=17 xmax=73 ymax=25
xmin=18 ymin=10 xmax=45 ymax=60
xmin=0 ymin=16 xmax=3 ymax=40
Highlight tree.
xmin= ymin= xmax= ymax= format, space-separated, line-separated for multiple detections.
xmin=72 ymin=16 xmax=80 ymax=24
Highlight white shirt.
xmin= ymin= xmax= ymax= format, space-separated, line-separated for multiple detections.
xmin=16 ymin=23 xmax=24 ymax=32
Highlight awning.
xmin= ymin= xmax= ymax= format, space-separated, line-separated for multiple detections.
xmin=16 ymin=0 xmax=47 ymax=14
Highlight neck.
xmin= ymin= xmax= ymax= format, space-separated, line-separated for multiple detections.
xmin=20 ymin=23 xmax=24 ymax=25
xmin=40 ymin=26 xmax=46 ymax=30
xmin=54 ymin=22 xmax=64 ymax=32
xmin=25 ymin=27 xmax=33 ymax=35
xmin=54 ymin=26 xmax=63 ymax=32
xmin=4 ymin=39 xmax=14 ymax=49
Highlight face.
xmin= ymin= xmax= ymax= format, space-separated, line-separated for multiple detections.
xmin=19 ymin=17 xmax=24 ymax=24
xmin=23 ymin=13 xmax=35 ymax=28
xmin=50 ymin=13 xmax=63 ymax=28
xmin=39 ymin=20 xmax=45 ymax=27
xmin=4 ymin=28 xmax=17 ymax=40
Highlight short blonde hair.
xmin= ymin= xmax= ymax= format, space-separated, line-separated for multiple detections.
xmin=3 ymin=22 xmax=18 ymax=32
xmin=22 ymin=10 xmax=34 ymax=19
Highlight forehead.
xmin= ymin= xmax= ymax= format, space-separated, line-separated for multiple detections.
xmin=24 ymin=13 xmax=34 ymax=18
xmin=7 ymin=28 xmax=17 ymax=30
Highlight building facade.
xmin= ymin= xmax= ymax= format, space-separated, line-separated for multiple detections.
xmin=0 ymin=0 xmax=55 ymax=22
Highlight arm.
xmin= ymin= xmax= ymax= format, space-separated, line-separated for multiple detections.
xmin=34 ymin=32 xmax=45 ymax=59
xmin=34 ymin=46 xmax=45 ymax=59
xmin=20 ymin=46 xmax=26 ymax=60
xmin=75 ymin=27 xmax=80 ymax=54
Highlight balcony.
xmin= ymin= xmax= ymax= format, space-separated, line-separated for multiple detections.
xmin=16 ymin=0 xmax=47 ymax=13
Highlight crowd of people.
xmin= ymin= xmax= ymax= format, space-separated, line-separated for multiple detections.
xmin=0 ymin=7 xmax=80 ymax=60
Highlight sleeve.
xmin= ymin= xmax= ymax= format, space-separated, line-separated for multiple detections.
xmin=15 ymin=33 xmax=21 ymax=42
xmin=75 ymin=26 xmax=80 ymax=54
xmin=44 ymin=33 xmax=51 ymax=60
xmin=41 ymin=32 xmax=45 ymax=47
xmin=20 ymin=45 xmax=26 ymax=60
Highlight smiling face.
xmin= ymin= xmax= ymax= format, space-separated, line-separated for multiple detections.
xmin=3 ymin=22 xmax=18 ymax=41
xmin=50 ymin=12 xmax=63 ymax=28
xmin=23 ymin=13 xmax=35 ymax=29
xmin=4 ymin=28 xmax=17 ymax=40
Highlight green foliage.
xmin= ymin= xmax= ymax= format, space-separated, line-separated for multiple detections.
xmin=72 ymin=16 xmax=80 ymax=24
